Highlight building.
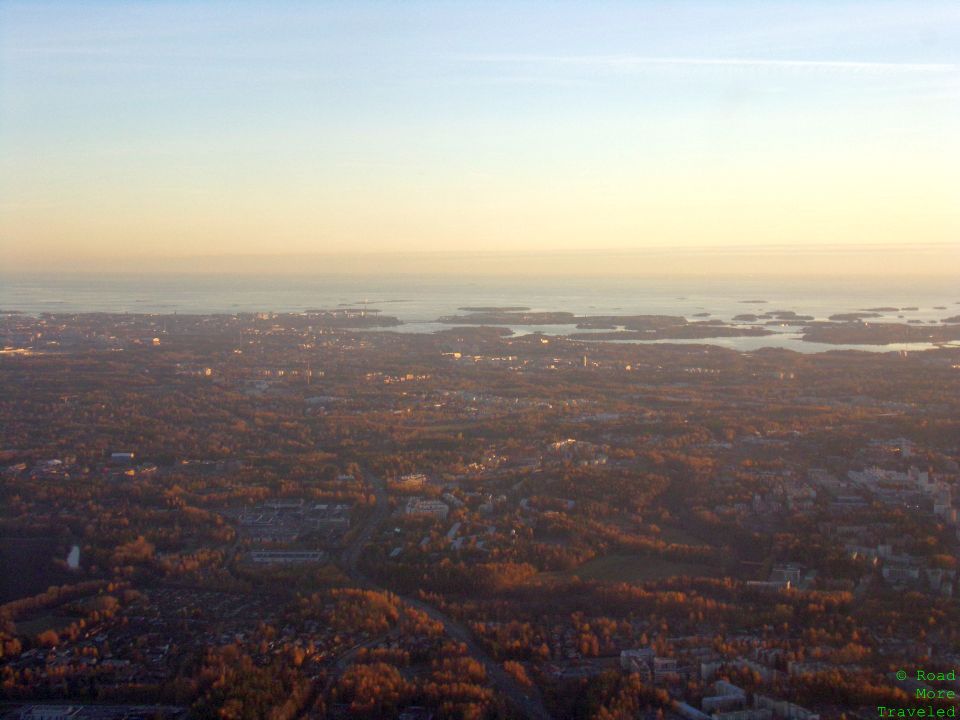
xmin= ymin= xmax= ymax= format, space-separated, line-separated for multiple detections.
xmin=395 ymin=473 xmax=428 ymax=490
xmin=702 ymin=681 xmax=747 ymax=714
xmin=264 ymin=498 xmax=304 ymax=510
xmin=249 ymin=550 xmax=326 ymax=564
xmin=620 ymin=648 xmax=654 ymax=676
xmin=310 ymin=503 xmax=353 ymax=532
xmin=653 ymin=656 xmax=679 ymax=682
xmin=619 ymin=648 xmax=679 ymax=683
xmin=769 ymin=564 xmax=808 ymax=587
xmin=19 ymin=707 xmax=80 ymax=720
xmin=746 ymin=580 xmax=790 ymax=592
xmin=753 ymin=694 xmax=820 ymax=719
xmin=673 ymin=702 xmax=711 ymax=720
xmin=404 ymin=498 xmax=449 ymax=520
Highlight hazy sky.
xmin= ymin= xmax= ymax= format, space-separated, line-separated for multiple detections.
xmin=1 ymin=1 xmax=958 ymax=271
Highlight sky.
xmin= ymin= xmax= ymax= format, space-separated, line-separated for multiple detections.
xmin=0 ymin=0 xmax=958 ymax=274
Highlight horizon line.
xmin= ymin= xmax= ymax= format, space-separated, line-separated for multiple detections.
xmin=5 ymin=241 xmax=958 ymax=262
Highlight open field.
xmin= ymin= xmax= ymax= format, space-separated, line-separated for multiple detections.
xmin=15 ymin=615 xmax=77 ymax=637
xmin=0 ymin=538 xmax=73 ymax=603
xmin=563 ymin=554 xmax=722 ymax=583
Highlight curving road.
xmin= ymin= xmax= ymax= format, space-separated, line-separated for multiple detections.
xmin=338 ymin=472 xmax=552 ymax=720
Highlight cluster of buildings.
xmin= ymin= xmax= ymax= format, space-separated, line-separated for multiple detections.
xmin=620 ymin=648 xmax=681 ymax=683
xmin=676 ymin=681 xmax=820 ymax=720
xmin=392 ymin=473 xmax=429 ymax=491
xmin=232 ymin=499 xmax=352 ymax=544
xmin=746 ymin=564 xmax=816 ymax=592
xmin=845 ymin=541 xmax=956 ymax=595
xmin=402 ymin=497 xmax=450 ymax=521
xmin=847 ymin=466 xmax=957 ymax=525
xmin=248 ymin=550 xmax=326 ymax=564
xmin=547 ymin=438 xmax=609 ymax=466
xmin=2 ymin=584 xmax=393 ymax=707
xmin=11 ymin=459 xmax=73 ymax=482
xmin=619 ymin=648 xmax=820 ymax=720
xmin=710 ymin=470 xmax=818 ymax=523
xmin=620 ymin=647 xmax=820 ymax=720
xmin=3 ymin=455 xmax=165 ymax=483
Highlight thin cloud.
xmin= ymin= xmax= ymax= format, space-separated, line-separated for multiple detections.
xmin=6 ymin=45 xmax=122 ymax=56
xmin=466 ymin=54 xmax=958 ymax=74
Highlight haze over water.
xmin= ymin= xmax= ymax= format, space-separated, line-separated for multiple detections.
xmin=3 ymin=272 xmax=958 ymax=354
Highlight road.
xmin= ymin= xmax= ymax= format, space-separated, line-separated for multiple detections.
xmin=338 ymin=472 xmax=553 ymax=720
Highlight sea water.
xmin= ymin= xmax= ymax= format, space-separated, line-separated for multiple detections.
xmin=2 ymin=272 xmax=957 ymax=353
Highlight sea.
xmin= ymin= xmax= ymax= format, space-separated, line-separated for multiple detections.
xmin=2 ymin=273 xmax=958 ymax=354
